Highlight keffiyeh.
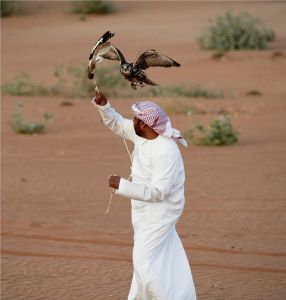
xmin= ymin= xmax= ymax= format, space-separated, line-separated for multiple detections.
xmin=132 ymin=101 xmax=187 ymax=147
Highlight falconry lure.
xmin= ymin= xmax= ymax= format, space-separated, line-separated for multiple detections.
xmin=88 ymin=31 xmax=180 ymax=90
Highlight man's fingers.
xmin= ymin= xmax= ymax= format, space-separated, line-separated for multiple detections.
xmin=109 ymin=175 xmax=120 ymax=189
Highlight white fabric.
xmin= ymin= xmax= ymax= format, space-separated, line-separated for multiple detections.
xmin=93 ymin=99 xmax=197 ymax=300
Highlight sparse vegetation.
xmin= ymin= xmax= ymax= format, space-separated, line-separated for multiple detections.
xmin=155 ymin=99 xmax=193 ymax=116
xmin=1 ymin=0 xmax=14 ymax=17
xmin=11 ymin=102 xmax=53 ymax=135
xmin=199 ymin=11 xmax=275 ymax=51
xmin=70 ymin=0 xmax=114 ymax=15
xmin=2 ymin=65 xmax=225 ymax=100
xmin=1 ymin=0 xmax=31 ymax=17
xmin=185 ymin=115 xmax=239 ymax=146
xmin=157 ymin=99 xmax=236 ymax=116
xmin=149 ymin=85 xmax=223 ymax=99
xmin=51 ymin=64 xmax=95 ymax=98
xmin=1 ymin=73 xmax=49 ymax=96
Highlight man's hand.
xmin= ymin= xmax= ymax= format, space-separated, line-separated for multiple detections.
xmin=94 ymin=91 xmax=107 ymax=106
xmin=109 ymin=175 xmax=121 ymax=189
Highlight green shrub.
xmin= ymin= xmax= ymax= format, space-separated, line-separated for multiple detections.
xmin=185 ymin=115 xmax=239 ymax=146
xmin=51 ymin=64 xmax=95 ymax=98
xmin=11 ymin=102 xmax=53 ymax=135
xmin=1 ymin=0 xmax=14 ymax=17
xmin=198 ymin=11 xmax=275 ymax=51
xmin=70 ymin=0 xmax=114 ymax=15
xmin=148 ymin=85 xmax=223 ymax=99
xmin=0 ymin=0 xmax=30 ymax=17
xmin=1 ymin=73 xmax=49 ymax=96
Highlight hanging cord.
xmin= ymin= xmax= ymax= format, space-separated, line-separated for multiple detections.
xmin=104 ymin=137 xmax=133 ymax=215
xmin=93 ymin=74 xmax=133 ymax=215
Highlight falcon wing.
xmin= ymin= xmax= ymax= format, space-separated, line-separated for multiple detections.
xmin=133 ymin=49 xmax=180 ymax=70
xmin=88 ymin=45 xmax=127 ymax=79
xmin=142 ymin=75 xmax=159 ymax=86
xmin=88 ymin=31 xmax=115 ymax=79
xmin=88 ymin=31 xmax=114 ymax=60
xmin=99 ymin=45 xmax=126 ymax=64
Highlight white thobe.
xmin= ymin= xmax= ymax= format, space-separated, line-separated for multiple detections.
xmin=94 ymin=101 xmax=197 ymax=300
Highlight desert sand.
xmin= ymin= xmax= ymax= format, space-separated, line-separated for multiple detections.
xmin=1 ymin=1 xmax=286 ymax=299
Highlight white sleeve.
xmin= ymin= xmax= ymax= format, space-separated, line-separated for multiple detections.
xmin=115 ymin=152 xmax=178 ymax=202
xmin=92 ymin=98 xmax=136 ymax=142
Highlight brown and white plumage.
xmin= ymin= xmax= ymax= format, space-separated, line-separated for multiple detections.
xmin=88 ymin=32 xmax=180 ymax=89
xmin=133 ymin=49 xmax=180 ymax=70
xmin=88 ymin=31 xmax=115 ymax=80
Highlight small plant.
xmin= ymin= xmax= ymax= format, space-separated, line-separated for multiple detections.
xmin=70 ymin=0 xmax=114 ymax=15
xmin=1 ymin=0 xmax=30 ymax=17
xmin=185 ymin=115 xmax=239 ymax=146
xmin=1 ymin=73 xmax=49 ymax=96
xmin=1 ymin=0 xmax=14 ymax=17
xmin=198 ymin=11 xmax=275 ymax=51
xmin=11 ymin=102 xmax=53 ymax=135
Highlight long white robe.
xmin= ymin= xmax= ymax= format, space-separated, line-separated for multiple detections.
xmin=94 ymin=101 xmax=197 ymax=300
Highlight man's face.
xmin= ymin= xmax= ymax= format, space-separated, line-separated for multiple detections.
xmin=133 ymin=117 xmax=144 ymax=137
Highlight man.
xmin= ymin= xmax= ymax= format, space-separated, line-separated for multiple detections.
xmin=92 ymin=92 xmax=197 ymax=300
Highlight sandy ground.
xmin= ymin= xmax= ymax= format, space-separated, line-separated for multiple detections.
xmin=1 ymin=1 xmax=286 ymax=299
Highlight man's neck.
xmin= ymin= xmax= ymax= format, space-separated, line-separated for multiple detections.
xmin=142 ymin=130 xmax=159 ymax=140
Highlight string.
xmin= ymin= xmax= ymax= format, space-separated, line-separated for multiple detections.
xmin=93 ymin=71 xmax=133 ymax=215
xmin=104 ymin=188 xmax=115 ymax=215
xmin=104 ymin=137 xmax=133 ymax=215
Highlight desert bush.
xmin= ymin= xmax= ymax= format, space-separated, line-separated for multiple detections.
xmin=52 ymin=64 xmax=95 ymax=98
xmin=11 ymin=103 xmax=53 ymax=135
xmin=1 ymin=73 xmax=49 ymax=96
xmin=148 ymin=85 xmax=223 ymax=99
xmin=0 ymin=0 xmax=30 ymax=17
xmin=198 ymin=11 xmax=275 ymax=51
xmin=1 ymin=0 xmax=14 ymax=17
xmin=185 ymin=115 xmax=239 ymax=146
xmin=70 ymin=0 xmax=114 ymax=15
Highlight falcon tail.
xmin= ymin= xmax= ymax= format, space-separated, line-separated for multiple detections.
xmin=88 ymin=31 xmax=115 ymax=60
xmin=142 ymin=76 xmax=159 ymax=87
xmin=88 ymin=31 xmax=115 ymax=79
xmin=101 ymin=31 xmax=114 ymax=43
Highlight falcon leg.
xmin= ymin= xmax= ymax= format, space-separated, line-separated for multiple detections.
xmin=131 ymin=81 xmax=137 ymax=90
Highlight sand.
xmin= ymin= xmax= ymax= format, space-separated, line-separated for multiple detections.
xmin=1 ymin=1 xmax=286 ymax=299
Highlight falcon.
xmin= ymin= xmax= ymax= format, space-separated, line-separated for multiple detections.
xmin=88 ymin=33 xmax=180 ymax=89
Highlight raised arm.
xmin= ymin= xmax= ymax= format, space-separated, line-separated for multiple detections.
xmin=92 ymin=92 xmax=136 ymax=142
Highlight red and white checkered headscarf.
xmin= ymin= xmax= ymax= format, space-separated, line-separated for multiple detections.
xmin=132 ymin=101 xmax=187 ymax=147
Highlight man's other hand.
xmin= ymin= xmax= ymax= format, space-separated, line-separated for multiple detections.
xmin=94 ymin=91 xmax=107 ymax=106
xmin=109 ymin=175 xmax=121 ymax=189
